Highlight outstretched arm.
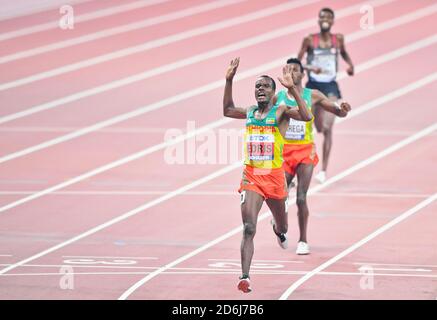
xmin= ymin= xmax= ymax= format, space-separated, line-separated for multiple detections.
xmin=338 ymin=34 xmax=354 ymax=76
xmin=312 ymin=89 xmax=351 ymax=117
xmin=223 ymin=57 xmax=248 ymax=119
xmin=277 ymin=65 xmax=313 ymax=122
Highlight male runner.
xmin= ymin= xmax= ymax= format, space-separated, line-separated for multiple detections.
xmin=297 ymin=7 xmax=354 ymax=183
xmin=223 ymin=58 xmax=312 ymax=293
xmin=275 ymin=58 xmax=351 ymax=255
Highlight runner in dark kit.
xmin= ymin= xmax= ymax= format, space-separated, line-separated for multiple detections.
xmin=297 ymin=7 xmax=354 ymax=183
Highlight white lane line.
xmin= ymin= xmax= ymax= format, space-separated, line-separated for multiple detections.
xmin=0 ymin=190 xmax=236 ymax=195
xmin=1 ymin=31 xmax=435 ymax=166
xmin=367 ymin=268 xmax=432 ymax=272
xmin=0 ymin=0 xmax=247 ymax=64
xmin=1 ymin=71 xmax=435 ymax=214
xmin=0 ymin=264 xmax=160 ymax=269
xmin=0 ymin=117 xmax=232 ymax=213
xmin=117 ymin=123 xmax=437 ymax=300
xmin=353 ymin=262 xmax=437 ymax=268
xmin=0 ymin=0 xmax=89 ymax=21
xmin=2 ymin=271 xmax=437 ymax=278
xmin=207 ymin=259 xmax=304 ymax=264
xmin=0 ymin=0 xmax=170 ymax=42
xmin=61 ymin=255 xmax=158 ymax=260
xmin=313 ymin=193 xmax=432 ymax=199
xmin=1 ymin=127 xmax=430 ymax=136
xmin=0 ymin=264 xmax=299 ymax=272
xmin=0 ymin=0 xmax=319 ymax=91
xmin=279 ymin=193 xmax=437 ymax=300
xmin=0 ymin=126 xmax=171 ymax=133
xmin=0 ymin=20 xmax=435 ymax=167
xmin=0 ymin=0 xmax=395 ymax=121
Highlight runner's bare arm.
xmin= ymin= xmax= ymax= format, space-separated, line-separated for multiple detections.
xmin=297 ymin=35 xmax=321 ymax=74
xmin=297 ymin=36 xmax=310 ymax=61
xmin=277 ymin=65 xmax=313 ymax=121
xmin=312 ymin=89 xmax=351 ymax=117
xmin=337 ymin=34 xmax=354 ymax=76
xmin=223 ymin=57 xmax=248 ymax=119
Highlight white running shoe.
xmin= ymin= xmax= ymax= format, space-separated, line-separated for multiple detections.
xmin=270 ymin=219 xmax=288 ymax=249
xmin=296 ymin=241 xmax=310 ymax=255
xmin=315 ymin=171 xmax=326 ymax=184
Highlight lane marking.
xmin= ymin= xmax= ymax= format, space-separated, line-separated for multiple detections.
xmin=207 ymin=258 xmax=303 ymax=264
xmin=62 ymin=255 xmax=158 ymax=260
xmin=1 ymin=271 xmax=436 ymax=278
xmin=0 ymin=0 xmax=246 ymax=64
xmin=279 ymin=193 xmax=437 ymax=299
xmin=354 ymin=262 xmax=437 ymax=268
xmin=0 ymin=0 xmax=170 ymax=41
xmin=0 ymin=0 xmax=396 ymax=122
xmin=0 ymin=0 xmax=89 ymax=21
xmin=0 ymin=191 xmax=431 ymax=198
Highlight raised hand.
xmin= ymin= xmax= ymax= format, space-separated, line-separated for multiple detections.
xmin=226 ymin=57 xmax=240 ymax=81
xmin=277 ymin=64 xmax=297 ymax=91
xmin=311 ymin=65 xmax=322 ymax=74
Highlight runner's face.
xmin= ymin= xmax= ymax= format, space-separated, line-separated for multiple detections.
xmin=287 ymin=63 xmax=303 ymax=85
xmin=318 ymin=11 xmax=334 ymax=32
xmin=255 ymin=78 xmax=274 ymax=103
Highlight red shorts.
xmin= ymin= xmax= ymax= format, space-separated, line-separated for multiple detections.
xmin=282 ymin=143 xmax=319 ymax=176
xmin=238 ymin=166 xmax=287 ymax=200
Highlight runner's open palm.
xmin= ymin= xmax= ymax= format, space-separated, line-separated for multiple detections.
xmin=278 ymin=65 xmax=297 ymax=90
xmin=226 ymin=58 xmax=240 ymax=81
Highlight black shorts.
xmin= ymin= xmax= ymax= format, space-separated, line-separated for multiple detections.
xmin=306 ymin=80 xmax=342 ymax=99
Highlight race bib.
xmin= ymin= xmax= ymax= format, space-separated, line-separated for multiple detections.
xmin=247 ymin=134 xmax=274 ymax=160
xmin=311 ymin=49 xmax=336 ymax=82
xmin=285 ymin=119 xmax=306 ymax=140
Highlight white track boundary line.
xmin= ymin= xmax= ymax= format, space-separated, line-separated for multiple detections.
xmin=3 ymin=271 xmax=437 ymax=278
xmin=0 ymin=72 xmax=436 ymax=213
xmin=0 ymin=0 xmax=319 ymax=91
xmin=61 ymin=255 xmax=158 ymax=259
xmin=0 ymin=191 xmax=431 ymax=199
xmin=0 ymin=0 xmax=89 ymax=21
xmin=0 ymin=0 xmax=246 ymax=64
xmin=353 ymin=262 xmax=437 ymax=268
xmin=115 ymin=123 xmax=437 ymax=299
xmin=1 ymin=31 xmax=436 ymax=166
xmin=1 ymin=125 xmax=434 ymax=280
xmin=279 ymin=193 xmax=437 ymax=300
xmin=0 ymin=72 xmax=437 ymax=213
xmin=0 ymin=0 xmax=396 ymax=122
xmin=0 ymin=0 xmax=170 ymax=42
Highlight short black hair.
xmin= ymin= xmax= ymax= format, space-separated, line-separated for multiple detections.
xmin=319 ymin=7 xmax=335 ymax=18
xmin=286 ymin=58 xmax=304 ymax=73
xmin=258 ymin=75 xmax=276 ymax=91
